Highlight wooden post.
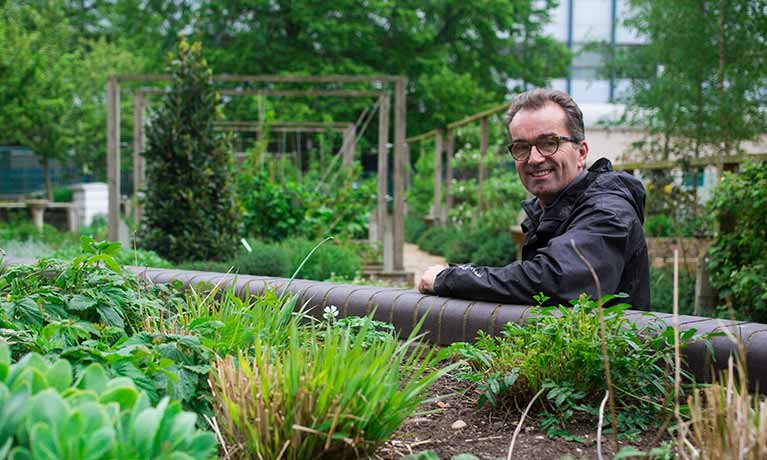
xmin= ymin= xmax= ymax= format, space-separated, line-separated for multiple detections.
xmin=342 ymin=126 xmax=355 ymax=168
xmin=107 ymin=76 xmax=121 ymax=242
xmin=431 ymin=130 xmax=443 ymax=223
xmin=393 ymin=78 xmax=407 ymax=271
xmin=478 ymin=117 xmax=489 ymax=213
xmin=377 ymin=93 xmax=390 ymax=246
xmin=444 ymin=129 xmax=454 ymax=223
xmin=132 ymin=91 xmax=146 ymax=225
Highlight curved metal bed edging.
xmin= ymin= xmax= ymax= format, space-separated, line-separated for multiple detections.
xmin=3 ymin=257 xmax=767 ymax=389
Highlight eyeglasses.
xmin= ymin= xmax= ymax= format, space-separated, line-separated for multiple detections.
xmin=507 ymin=135 xmax=581 ymax=161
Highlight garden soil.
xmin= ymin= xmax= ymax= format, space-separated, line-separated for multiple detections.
xmin=375 ymin=374 xmax=663 ymax=460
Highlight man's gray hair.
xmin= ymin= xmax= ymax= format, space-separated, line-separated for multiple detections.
xmin=506 ymin=89 xmax=585 ymax=141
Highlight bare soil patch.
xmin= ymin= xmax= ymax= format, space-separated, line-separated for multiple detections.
xmin=376 ymin=374 xmax=664 ymax=460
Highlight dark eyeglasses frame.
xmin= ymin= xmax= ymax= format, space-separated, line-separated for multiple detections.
xmin=507 ymin=135 xmax=581 ymax=161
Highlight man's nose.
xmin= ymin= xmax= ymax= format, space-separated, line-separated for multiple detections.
xmin=527 ymin=145 xmax=546 ymax=164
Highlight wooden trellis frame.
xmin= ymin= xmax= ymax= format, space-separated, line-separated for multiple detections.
xmin=406 ymin=101 xmax=512 ymax=225
xmin=109 ymin=74 xmax=407 ymax=271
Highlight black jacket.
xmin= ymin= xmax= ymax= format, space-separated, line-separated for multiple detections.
xmin=433 ymin=158 xmax=650 ymax=309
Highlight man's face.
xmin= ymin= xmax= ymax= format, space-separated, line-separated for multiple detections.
xmin=509 ymin=103 xmax=589 ymax=206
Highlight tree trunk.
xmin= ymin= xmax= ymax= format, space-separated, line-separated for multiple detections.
xmin=43 ymin=156 xmax=53 ymax=201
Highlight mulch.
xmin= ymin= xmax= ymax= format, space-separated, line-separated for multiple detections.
xmin=374 ymin=374 xmax=665 ymax=460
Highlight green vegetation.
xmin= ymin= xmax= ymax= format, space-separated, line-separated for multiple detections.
xmin=442 ymin=294 xmax=700 ymax=440
xmin=708 ymin=162 xmax=767 ymax=321
xmin=212 ymin=320 xmax=452 ymax=460
xmin=0 ymin=346 xmax=217 ymax=460
xmin=141 ymin=39 xmax=241 ymax=263
xmin=0 ymin=241 xmax=448 ymax=458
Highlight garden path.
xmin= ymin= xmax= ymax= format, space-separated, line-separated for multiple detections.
xmin=403 ymin=242 xmax=446 ymax=283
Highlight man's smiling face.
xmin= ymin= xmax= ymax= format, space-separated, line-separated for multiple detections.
xmin=509 ymin=103 xmax=589 ymax=206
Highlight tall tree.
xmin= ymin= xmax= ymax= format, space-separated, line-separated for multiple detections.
xmin=0 ymin=0 xmax=140 ymax=196
xmin=613 ymin=0 xmax=767 ymax=162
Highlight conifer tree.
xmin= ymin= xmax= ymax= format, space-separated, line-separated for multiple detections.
xmin=141 ymin=38 xmax=240 ymax=262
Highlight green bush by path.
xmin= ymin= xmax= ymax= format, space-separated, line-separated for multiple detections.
xmin=707 ymin=161 xmax=767 ymax=321
xmin=235 ymin=241 xmax=292 ymax=277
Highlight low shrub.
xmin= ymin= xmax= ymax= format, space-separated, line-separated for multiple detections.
xmin=471 ymin=233 xmax=516 ymax=267
xmin=280 ymin=238 xmax=360 ymax=281
xmin=644 ymin=214 xmax=674 ymax=237
xmin=236 ymin=242 xmax=291 ymax=277
xmin=444 ymin=227 xmax=484 ymax=264
xmin=211 ymin=320 xmax=452 ymax=460
xmin=649 ymin=265 xmax=696 ymax=315
xmin=416 ymin=226 xmax=455 ymax=257
xmin=177 ymin=259 xmax=236 ymax=273
xmin=405 ymin=214 xmax=429 ymax=243
xmin=442 ymin=293 xmax=700 ymax=440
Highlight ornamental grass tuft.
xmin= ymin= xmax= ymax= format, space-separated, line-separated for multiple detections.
xmin=210 ymin=320 xmax=453 ymax=460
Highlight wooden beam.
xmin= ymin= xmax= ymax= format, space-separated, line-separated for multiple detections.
xmin=342 ymin=126 xmax=356 ymax=167
xmin=444 ymin=129 xmax=454 ymax=223
xmin=432 ymin=130 xmax=444 ymax=223
xmin=118 ymin=74 xmax=403 ymax=84
xmin=393 ymin=78 xmax=407 ymax=271
xmin=446 ymin=101 xmax=512 ymax=130
xmin=214 ymin=126 xmax=349 ymax=133
xmin=378 ymin=93 xmax=390 ymax=249
xmin=614 ymin=153 xmax=767 ymax=171
xmin=107 ymin=77 xmax=121 ymax=242
xmin=138 ymin=88 xmax=384 ymax=98
xmin=406 ymin=129 xmax=438 ymax=144
xmin=132 ymin=91 xmax=146 ymax=226
xmin=478 ymin=117 xmax=489 ymax=213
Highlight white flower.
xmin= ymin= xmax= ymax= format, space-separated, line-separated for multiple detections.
xmin=323 ymin=305 xmax=339 ymax=320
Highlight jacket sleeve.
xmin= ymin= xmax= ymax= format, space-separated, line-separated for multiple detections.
xmin=432 ymin=206 xmax=630 ymax=306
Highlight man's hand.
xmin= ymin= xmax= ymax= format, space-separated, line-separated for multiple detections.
xmin=417 ymin=264 xmax=447 ymax=294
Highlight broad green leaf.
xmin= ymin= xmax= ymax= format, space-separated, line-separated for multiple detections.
xmin=29 ymin=424 xmax=60 ymax=460
xmin=27 ymin=390 xmax=67 ymax=429
xmin=99 ymin=386 xmax=140 ymax=410
xmin=68 ymin=295 xmax=97 ymax=311
xmin=83 ymin=426 xmax=116 ymax=460
xmin=77 ymin=364 xmax=109 ymax=394
xmin=46 ymin=360 xmax=73 ymax=393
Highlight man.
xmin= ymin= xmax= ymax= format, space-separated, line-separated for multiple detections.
xmin=417 ymin=89 xmax=650 ymax=309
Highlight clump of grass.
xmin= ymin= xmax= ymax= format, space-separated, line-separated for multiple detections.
xmin=678 ymin=343 xmax=767 ymax=459
xmin=210 ymin=320 xmax=453 ymax=460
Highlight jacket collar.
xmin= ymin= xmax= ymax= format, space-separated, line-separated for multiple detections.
xmin=521 ymin=158 xmax=614 ymax=234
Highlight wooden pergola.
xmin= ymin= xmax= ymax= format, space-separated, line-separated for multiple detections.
xmin=108 ymin=74 xmax=407 ymax=271
xmin=406 ymin=101 xmax=512 ymax=224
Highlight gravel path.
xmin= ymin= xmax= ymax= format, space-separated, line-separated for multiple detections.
xmin=403 ymin=242 xmax=447 ymax=284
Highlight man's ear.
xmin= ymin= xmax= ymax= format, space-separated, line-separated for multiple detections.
xmin=577 ymin=140 xmax=589 ymax=170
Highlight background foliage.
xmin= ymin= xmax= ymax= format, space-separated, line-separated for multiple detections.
xmin=707 ymin=162 xmax=767 ymax=321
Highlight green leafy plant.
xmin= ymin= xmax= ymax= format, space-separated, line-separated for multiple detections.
xmin=0 ymin=345 xmax=217 ymax=460
xmin=442 ymin=294 xmax=699 ymax=439
xmin=140 ymin=38 xmax=241 ymax=263
xmin=707 ymin=161 xmax=767 ymax=321
xmin=211 ymin=319 xmax=454 ymax=460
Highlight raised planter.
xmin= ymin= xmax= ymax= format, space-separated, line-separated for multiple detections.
xmin=3 ymin=257 xmax=765 ymax=391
